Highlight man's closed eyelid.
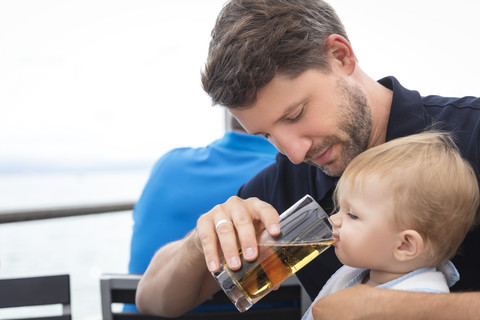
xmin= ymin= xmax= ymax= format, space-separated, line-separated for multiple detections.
xmin=286 ymin=106 xmax=305 ymax=122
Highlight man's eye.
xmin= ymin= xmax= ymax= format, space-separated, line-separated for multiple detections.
xmin=286 ymin=107 xmax=304 ymax=122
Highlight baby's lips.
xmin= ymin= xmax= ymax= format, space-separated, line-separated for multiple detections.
xmin=332 ymin=233 xmax=340 ymax=245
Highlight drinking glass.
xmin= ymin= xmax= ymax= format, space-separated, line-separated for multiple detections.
xmin=211 ymin=194 xmax=333 ymax=312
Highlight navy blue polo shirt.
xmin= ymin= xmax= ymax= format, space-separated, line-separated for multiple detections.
xmin=238 ymin=76 xmax=480 ymax=299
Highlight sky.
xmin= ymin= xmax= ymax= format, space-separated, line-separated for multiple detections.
xmin=0 ymin=0 xmax=479 ymax=171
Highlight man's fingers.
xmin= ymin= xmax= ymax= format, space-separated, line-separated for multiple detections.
xmin=196 ymin=196 xmax=280 ymax=273
xmin=197 ymin=211 xmax=221 ymax=272
xmin=215 ymin=216 xmax=242 ymax=270
xmin=250 ymin=198 xmax=281 ymax=236
xmin=233 ymin=197 xmax=280 ymax=262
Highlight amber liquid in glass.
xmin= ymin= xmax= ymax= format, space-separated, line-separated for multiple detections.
xmin=224 ymin=240 xmax=334 ymax=302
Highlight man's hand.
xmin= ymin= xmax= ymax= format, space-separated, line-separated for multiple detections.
xmin=196 ymin=196 xmax=280 ymax=272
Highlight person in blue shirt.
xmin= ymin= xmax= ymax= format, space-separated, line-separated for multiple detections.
xmin=136 ymin=0 xmax=480 ymax=319
xmin=128 ymin=111 xmax=277 ymax=275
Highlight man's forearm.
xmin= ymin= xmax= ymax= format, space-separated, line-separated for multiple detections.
xmin=312 ymin=285 xmax=480 ymax=320
xmin=397 ymin=290 xmax=480 ymax=320
xmin=136 ymin=230 xmax=219 ymax=317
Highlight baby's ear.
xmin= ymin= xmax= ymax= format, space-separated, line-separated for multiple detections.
xmin=394 ymin=230 xmax=424 ymax=262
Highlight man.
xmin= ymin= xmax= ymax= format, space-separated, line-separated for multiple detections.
xmin=136 ymin=0 xmax=480 ymax=318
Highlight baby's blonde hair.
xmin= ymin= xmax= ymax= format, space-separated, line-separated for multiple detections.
xmin=334 ymin=131 xmax=479 ymax=266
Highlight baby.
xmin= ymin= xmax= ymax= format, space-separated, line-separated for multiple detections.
xmin=302 ymin=131 xmax=479 ymax=320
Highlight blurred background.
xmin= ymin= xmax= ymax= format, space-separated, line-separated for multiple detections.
xmin=0 ymin=1 xmax=478 ymax=319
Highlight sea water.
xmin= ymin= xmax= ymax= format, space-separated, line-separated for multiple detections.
xmin=0 ymin=170 xmax=150 ymax=319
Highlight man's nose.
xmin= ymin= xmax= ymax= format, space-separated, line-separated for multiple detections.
xmin=272 ymin=134 xmax=311 ymax=165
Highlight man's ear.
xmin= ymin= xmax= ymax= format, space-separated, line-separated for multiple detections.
xmin=394 ymin=230 xmax=424 ymax=262
xmin=325 ymin=34 xmax=356 ymax=75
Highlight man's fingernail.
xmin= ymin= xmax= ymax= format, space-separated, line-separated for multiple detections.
xmin=244 ymin=247 xmax=255 ymax=259
xmin=229 ymin=256 xmax=241 ymax=268
xmin=208 ymin=261 xmax=218 ymax=272
xmin=269 ymin=223 xmax=280 ymax=234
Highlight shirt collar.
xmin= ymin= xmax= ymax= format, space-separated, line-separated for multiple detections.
xmin=379 ymin=76 xmax=428 ymax=142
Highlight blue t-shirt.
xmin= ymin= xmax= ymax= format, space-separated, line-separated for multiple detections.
xmin=128 ymin=131 xmax=277 ymax=274
xmin=238 ymin=76 xmax=480 ymax=299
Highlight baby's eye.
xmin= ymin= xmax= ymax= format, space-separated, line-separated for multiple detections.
xmin=347 ymin=209 xmax=358 ymax=220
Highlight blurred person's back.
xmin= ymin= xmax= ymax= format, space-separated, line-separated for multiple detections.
xmin=128 ymin=112 xmax=277 ymax=274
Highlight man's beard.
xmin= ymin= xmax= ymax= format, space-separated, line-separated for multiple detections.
xmin=306 ymin=78 xmax=372 ymax=177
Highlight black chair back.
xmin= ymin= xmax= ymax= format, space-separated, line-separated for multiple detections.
xmin=0 ymin=274 xmax=71 ymax=320
xmin=100 ymin=274 xmax=306 ymax=320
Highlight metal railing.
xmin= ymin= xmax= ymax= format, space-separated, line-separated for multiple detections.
xmin=0 ymin=201 xmax=135 ymax=224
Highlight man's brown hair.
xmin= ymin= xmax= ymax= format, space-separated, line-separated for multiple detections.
xmin=201 ymin=0 xmax=348 ymax=108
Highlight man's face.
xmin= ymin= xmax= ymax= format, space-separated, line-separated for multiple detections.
xmin=230 ymin=69 xmax=372 ymax=177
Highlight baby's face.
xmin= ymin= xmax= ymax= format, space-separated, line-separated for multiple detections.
xmin=330 ymin=176 xmax=402 ymax=270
